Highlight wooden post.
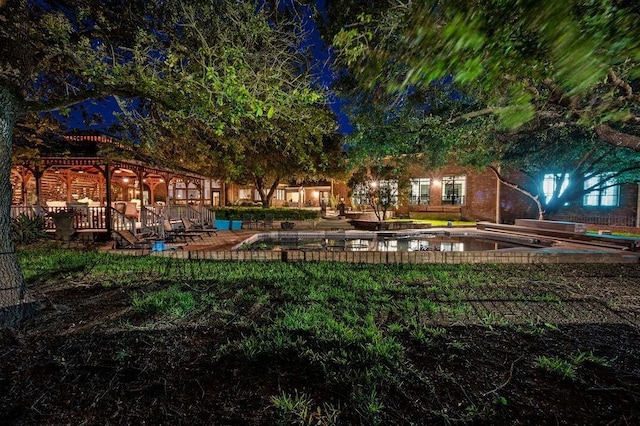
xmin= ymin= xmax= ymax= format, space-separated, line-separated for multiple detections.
xmin=495 ymin=165 xmax=501 ymax=224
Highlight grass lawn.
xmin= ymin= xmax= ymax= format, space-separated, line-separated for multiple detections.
xmin=2 ymin=246 xmax=639 ymax=424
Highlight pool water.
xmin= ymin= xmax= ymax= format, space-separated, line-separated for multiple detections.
xmin=238 ymin=231 xmax=548 ymax=252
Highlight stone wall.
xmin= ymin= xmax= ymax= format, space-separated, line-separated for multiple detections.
xmin=111 ymin=249 xmax=640 ymax=264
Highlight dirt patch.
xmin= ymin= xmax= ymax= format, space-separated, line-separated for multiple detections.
xmin=1 ymin=262 xmax=639 ymax=424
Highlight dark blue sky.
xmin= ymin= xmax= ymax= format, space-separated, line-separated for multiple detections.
xmin=62 ymin=0 xmax=353 ymax=136
xmin=298 ymin=1 xmax=353 ymax=133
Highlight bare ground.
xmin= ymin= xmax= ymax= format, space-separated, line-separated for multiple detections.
xmin=1 ymin=262 xmax=640 ymax=425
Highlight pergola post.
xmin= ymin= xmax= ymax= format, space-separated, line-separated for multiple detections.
xmin=33 ymin=166 xmax=43 ymax=211
xmin=104 ymin=160 xmax=113 ymax=234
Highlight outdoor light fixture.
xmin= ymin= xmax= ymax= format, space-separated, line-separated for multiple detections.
xmin=122 ymin=177 xmax=129 ymax=183
xmin=433 ymin=179 xmax=440 ymax=186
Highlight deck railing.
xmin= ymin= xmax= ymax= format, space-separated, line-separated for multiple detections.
xmin=550 ymin=213 xmax=637 ymax=228
xmin=12 ymin=205 xmax=109 ymax=231
xmin=165 ymin=204 xmax=215 ymax=226
xmin=140 ymin=206 xmax=162 ymax=235
xmin=110 ymin=207 xmax=135 ymax=233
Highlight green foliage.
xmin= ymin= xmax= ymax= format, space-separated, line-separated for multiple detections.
xmin=271 ymin=391 xmax=340 ymax=425
xmin=533 ymin=355 xmax=577 ymax=380
xmin=327 ymin=0 xmax=640 ymax=177
xmin=11 ymin=214 xmax=50 ymax=245
xmin=132 ymin=285 xmax=196 ymax=317
xmin=212 ymin=207 xmax=319 ymax=221
xmin=533 ymin=350 xmax=613 ymax=381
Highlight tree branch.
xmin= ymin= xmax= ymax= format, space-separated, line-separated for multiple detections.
xmin=22 ymin=90 xmax=105 ymax=113
xmin=607 ymin=69 xmax=635 ymax=101
xmin=489 ymin=165 xmax=544 ymax=220
xmin=595 ymin=124 xmax=640 ymax=152
xmin=447 ymin=107 xmax=497 ymax=124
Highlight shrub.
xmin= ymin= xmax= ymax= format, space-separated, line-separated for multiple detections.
xmin=211 ymin=207 xmax=319 ymax=221
xmin=11 ymin=214 xmax=49 ymax=245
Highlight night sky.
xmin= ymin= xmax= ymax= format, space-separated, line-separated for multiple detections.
xmin=62 ymin=1 xmax=353 ymax=136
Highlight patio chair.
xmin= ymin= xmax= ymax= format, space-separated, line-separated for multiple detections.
xmin=181 ymin=217 xmax=217 ymax=236
xmin=242 ymin=214 xmax=256 ymax=229
xmin=112 ymin=229 xmax=187 ymax=250
xmin=163 ymin=219 xmax=203 ymax=242
xmin=112 ymin=229 xmax=155 ymax=249
xmin=259 ymin=214 xmax=275 ymax=229
xmin=124 ymin=202 xmax=139 ymax=221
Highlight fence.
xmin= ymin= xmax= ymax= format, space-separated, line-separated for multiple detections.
xmin=550 ymin=213 xmax=637 ymax=228
xmin=11 ymin=204 xmax=216 ymax=235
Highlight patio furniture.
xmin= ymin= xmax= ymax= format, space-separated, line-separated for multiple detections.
xmin=181 ymin=217 xmax=217 ymax=236
xmin=259 ymin=214 xmax=275 ymax=229
xmin=163 ymin=220 xmax=204 ymax=242
xmin=112 ymin=229 xmax=186 ymax=250
xmin=112 ymin=229 xmax=155 ymax=249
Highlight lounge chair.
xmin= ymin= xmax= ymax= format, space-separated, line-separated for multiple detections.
xmin=112 ymin=229 xmax=187 ymax=250
xmin=112 ymin=229 xmax=155 ymax=249
xmin=163 ymin=220 xmax=203 ymax=242
xmin=181 ymin=217 xmax=217 ymax=236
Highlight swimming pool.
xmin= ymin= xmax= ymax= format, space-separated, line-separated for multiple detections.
xmin=234 ymin=230 xmax=552 ymax=252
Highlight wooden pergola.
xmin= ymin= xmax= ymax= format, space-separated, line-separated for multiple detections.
xmin=11 ymin=134 xmax=221 ymax=236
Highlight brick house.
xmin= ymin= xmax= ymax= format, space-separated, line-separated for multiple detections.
xmin=383 ymin=163 xmax=639 ymax=227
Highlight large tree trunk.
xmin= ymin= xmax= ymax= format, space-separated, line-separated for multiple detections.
xmin=0 ymin=86 xmax=28 ymax=327
xmin=254 ymin=175 xmax=280 ymax=208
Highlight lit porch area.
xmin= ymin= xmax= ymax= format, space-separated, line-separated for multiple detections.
xmin=11 ymin=157 xmax=219 ymax=240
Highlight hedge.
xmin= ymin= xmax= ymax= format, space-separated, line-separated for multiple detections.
xmin=210 ymin=207 xmax=320 ymax=221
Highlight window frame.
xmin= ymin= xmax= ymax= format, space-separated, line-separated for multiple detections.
xmin=583 ymin=173 xmax=619 ymax=207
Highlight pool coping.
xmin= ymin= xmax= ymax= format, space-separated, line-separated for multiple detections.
xmin=108 ymin=227 xmax=640 ymax=264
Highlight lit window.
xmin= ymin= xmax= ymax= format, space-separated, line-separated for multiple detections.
xmin=274 ymin=189 xmax=286 ymax=201
xmin=583 ymin=174 xmax=619 ymax=207
xmin=238 ymin=188 xmax=252 ymax=200
xmin=351 ymin=184 xmax=369 ymax=206
xmin=442 ymin=176 xmax=466 ymax=205
xmin=542 ymin=174 xmax=569 ymax=203
xmin=352 ymin=180 xmax=398 ymax=206
xmin=409 ymin=178 xmax=431 ymax=205
xmin=378 ymin=180 xmax=398 ymax=206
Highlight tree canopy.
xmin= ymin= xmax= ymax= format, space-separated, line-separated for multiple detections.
xmin=0 ymin=0 xmax=339 ymax=322
xmin=330 ymin=0 xmax=640 ymax=151
xmin=322 ymin=0 xmax=640 ymax=217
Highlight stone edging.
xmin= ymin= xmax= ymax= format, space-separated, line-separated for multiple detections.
xmin=111 ymin=249 xmax=640 ymax=264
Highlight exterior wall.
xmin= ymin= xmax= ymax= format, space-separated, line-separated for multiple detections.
xmin=462 ymin=167 xmax=499 ymax=222
xmin=498 ymin=171 xmax=638 ymax=226
xmin=403 ymin=163 xmax=499 ymax=222
xmin=395 ymin=164 xmax=637 ymax=226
